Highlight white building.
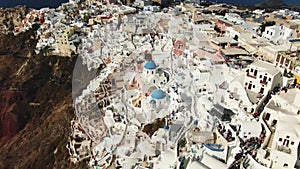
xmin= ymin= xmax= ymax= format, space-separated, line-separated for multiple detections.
xmin=258 ymin=88 xmax=300 ymax=169
xmin=262 ymin=25 xmax=295 ymax=44
xmin=192 ymin=20 xmax=216 ymax=32
xmin=224 ymin=13 xmax=245 ymax=25
xmin=269 ymin=116 xmax=300 ymax=169
xmin=141 ymin=60 xmax=171 ymax=91
xmin=238 ymin=121 xmax=262 ymax=141
xmin=261 ymin=88 xmax=300 ymax=130
xmin=191 ymin=69 xmax=212 ymax=96
xmin=217 ymin=74 xmax=253 ymax=113
xmin=244 ymin=60 xmax=282 ymax=100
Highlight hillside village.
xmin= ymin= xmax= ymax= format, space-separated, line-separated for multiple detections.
xmin=7 ymin=0 xmax=300 ymax=168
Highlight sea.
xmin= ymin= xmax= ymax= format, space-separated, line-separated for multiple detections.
xmin=0 ymin=0 xmax=299 ymax=9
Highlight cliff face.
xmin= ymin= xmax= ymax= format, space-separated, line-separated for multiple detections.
xmin=0 ymin=23 xmax=37 ymax=146
xmin=256 ymin=0 xmax=287 ymax=8
xmin=0 ymin=7 xmax=86 ymax=169
xmin=0 ymin=90 xmax=29 ymax=146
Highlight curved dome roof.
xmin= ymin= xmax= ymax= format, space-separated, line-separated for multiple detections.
xmin=151 ymin=89 xmax=166 ymax=100
xmin=149 ymin=99 xmax=156 ymax=104
xmin=194 ymin=120 xmax=198 ymax=125
xmin=144 ymin=61 xmax=157 ymax=70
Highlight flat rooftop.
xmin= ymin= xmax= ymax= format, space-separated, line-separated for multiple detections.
xmin=221 ymin=48 xmax=249 ymax=56
xmin=211 ymin=37 xmax=238 ymax=45
xmin=250 ymin=60 xmax=280 ymax=76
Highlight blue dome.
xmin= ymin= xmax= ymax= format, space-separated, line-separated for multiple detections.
xmin=194 ymin=120 xmax=198 ymax=125
xmin=144 ymin=61 xmax=157 ymax=70
xmin=151 ymin=89 xmax=166 ymax=100
xmin=149 ymin=99 xmax=156 ymax=104
xmin=164 ymin=125 xmax=169 ymax=130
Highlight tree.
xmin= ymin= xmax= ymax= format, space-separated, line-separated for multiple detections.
xmin=178 ymin=139 xmax=187 ymax=148
xmin=283 ymin=68 xmax=287 ymax=76
xmin=83 ymin=13 xmax=90 ymax=23
xmin=259 ymin=21 xmax=276 ymax=34
xmin=73 ymin=40 xmax=81 ymax=53
xmin=40 ymin=46 xmax=54 ymax=56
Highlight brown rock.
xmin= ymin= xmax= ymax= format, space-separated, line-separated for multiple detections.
xmin=0 ymin=10 xmax=86 ymax=169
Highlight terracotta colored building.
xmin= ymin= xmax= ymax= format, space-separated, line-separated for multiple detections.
xmin=173 ymin=39 xmax=187 ymax=56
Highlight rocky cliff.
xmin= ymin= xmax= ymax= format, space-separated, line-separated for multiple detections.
xmin=0 ymin=7 xmax=86 ymax=169
xmin=255 ymin=0 xmax=287 ymax=8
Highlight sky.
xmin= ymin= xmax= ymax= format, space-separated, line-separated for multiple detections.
xmin=0 ymin=0 xmax=299 ymax=9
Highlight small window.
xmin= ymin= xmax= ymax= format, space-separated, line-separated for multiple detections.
xmin=253 ymin=85 xmax=255 ymax=88
xmin=291 ymin=141 xmax=294 ymax=145
xmin=279 ymin=138 xmax=282 ymax=141
xmin=254 ymin=69 xmax=258 ymax=76
xmin=259 ymin=75 xmax=262 ymax=78
xmin=269 ymin=78 xmax=271 ymax=81
xmin=265 ymin=113 xmax=270 ymax=121
xmin=287 ymin=136 xmax=290 ymax=138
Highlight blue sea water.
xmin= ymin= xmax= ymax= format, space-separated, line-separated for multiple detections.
xmin=0 ymin=0 xmax=299 ymax=9
xmin=0 ymin=0 xmax=69 ymax=9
